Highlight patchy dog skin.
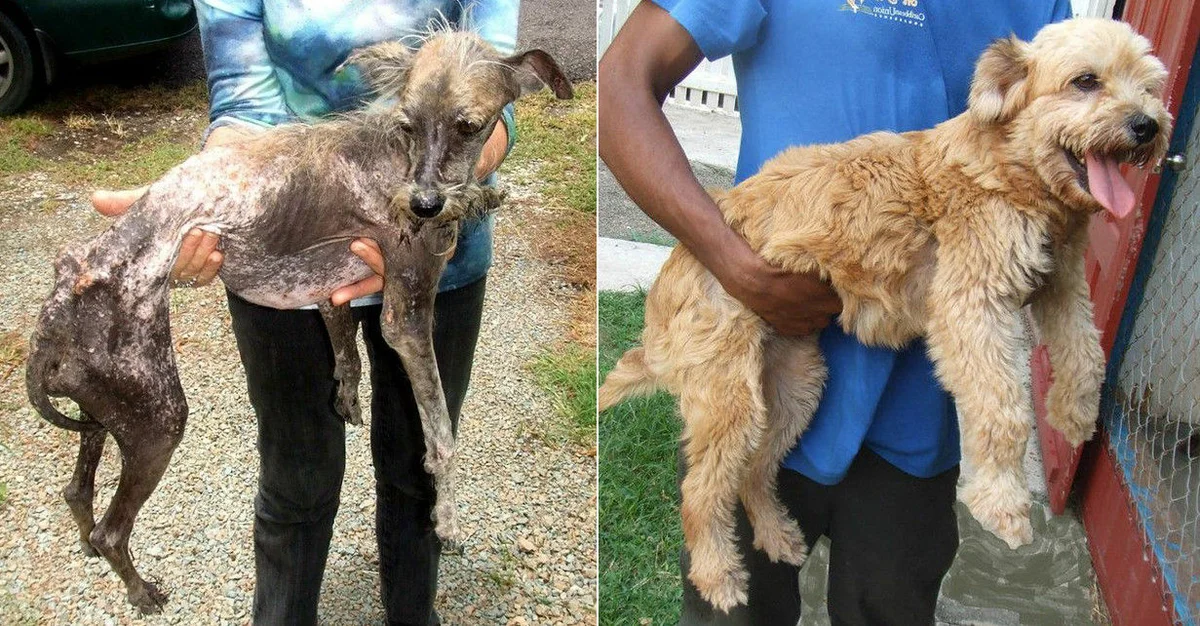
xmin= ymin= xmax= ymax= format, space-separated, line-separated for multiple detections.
xmin=599 ymin=18 xmax=1171 ymax=611
xmin=25 ymin=31 xmax=571 ymax=613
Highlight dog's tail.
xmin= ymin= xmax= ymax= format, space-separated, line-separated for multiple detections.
xmin=598 ymin=347 xmax=658 ymax=411
xmin=25 ymin=334 xmax=103 ymax=432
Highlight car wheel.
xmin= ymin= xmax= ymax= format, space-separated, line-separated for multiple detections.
xmin=0 ymin=12 xmax=36 ymax=116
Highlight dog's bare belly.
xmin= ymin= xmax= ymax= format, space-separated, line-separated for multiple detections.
xmin=218 ymin=240 xmax=375 ymax=309
xmin=141 ymin=147 xmax=392 ymax=309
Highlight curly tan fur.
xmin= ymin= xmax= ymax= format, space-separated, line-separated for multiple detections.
xmin=598 ymin=18 xmax=1172 ymax=611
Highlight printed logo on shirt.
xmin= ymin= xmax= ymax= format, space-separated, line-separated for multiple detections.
xmin=841 ymin=0 xmax=926 ymax=28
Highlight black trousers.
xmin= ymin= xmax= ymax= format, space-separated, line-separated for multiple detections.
xmin=227 ymin=277 xmax=486 ymax=626
xmin=680 ymin=448 xmax=960 ymax=626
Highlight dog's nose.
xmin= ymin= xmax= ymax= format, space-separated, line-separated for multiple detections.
xmin=411 ymin=190 xmax=445 ymax=218
xmin=1128 ymin=113 xmax=1159 ymax=145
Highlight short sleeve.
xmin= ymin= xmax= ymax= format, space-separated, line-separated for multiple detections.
xmin=649 ymin=0 xmax=765 ymax=61
xmin=1051 ymin=0 xmax=1072 ymax=21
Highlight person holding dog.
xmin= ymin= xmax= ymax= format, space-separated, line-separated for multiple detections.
xmin=600 ymin=0 xmax=1069 ymax=624
xmin=89 ymin=1 xmax=519 ymax=624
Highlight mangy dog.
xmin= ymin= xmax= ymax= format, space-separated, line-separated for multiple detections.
xmin=598 ymin=18 xmax=1171 ymax=610
xmin=25 ymin=31 xmax=571 ymax=612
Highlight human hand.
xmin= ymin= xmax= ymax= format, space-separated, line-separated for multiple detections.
xmin=87 ymin=126 xmax=250 ymax=288
xmin=90 ymin=188 xmax=224 ymax=288
xmin=721 ymin=253 xmax=842 ymax=337
xmin=474 ymin=121 xmax=509 ymax=181
xmin=330 ymin=239 xmax=385 ymax=306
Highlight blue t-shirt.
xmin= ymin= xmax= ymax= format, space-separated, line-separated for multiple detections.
xmin=653 ymin=0 xmax=1070 ymax=484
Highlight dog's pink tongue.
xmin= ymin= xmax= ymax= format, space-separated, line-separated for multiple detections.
xmin=1085 ymin=153 xmax=1136 ymax=219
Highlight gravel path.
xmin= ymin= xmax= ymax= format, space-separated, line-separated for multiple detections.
xmin=0 ymin=169 xmax=597 ymax=622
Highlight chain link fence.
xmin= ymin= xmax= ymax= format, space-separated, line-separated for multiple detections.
xmin=1102 ymin=96 xmax=1200 ymax=624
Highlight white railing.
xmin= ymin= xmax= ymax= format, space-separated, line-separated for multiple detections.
xmin=1071 ymin=0 xmax=1119 ymax=18
xmin=597 ymin=0 xmax=740 ymax=115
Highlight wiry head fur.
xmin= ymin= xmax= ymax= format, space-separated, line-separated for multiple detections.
xmin=342 ymin=30 xmax=572 ymax=217
xmin=968 ymin=18 xmax=1172 ymax=213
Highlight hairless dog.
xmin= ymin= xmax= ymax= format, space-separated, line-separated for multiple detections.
xmin=24 ymin=31 xmax=572 ymax=613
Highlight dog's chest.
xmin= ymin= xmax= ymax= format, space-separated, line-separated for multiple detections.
xmin=1021 ymin=234 xmax=1057 ymax=305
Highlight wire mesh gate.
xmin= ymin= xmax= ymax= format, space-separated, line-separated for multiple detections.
xmin=1098 ymin=83 xmax=1200 ymax=624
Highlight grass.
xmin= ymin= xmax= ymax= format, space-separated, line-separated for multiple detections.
xmin=65 ymin=129 xmax=196 ymax=188
xmin=0 ymin=80 xmax=209 ymax=184
xmin=520 ymin=81 xmax=598 ymax=452
xmin=599 ymin=291 xmax=684 ymax=625
xmin=625 ymin=230 xmax=677 ymax=248
xmin=508 ymin=82 xmax=597 ymax=214
xmin=0 ymin=331 xmax=27 ymax=384
xmin=530 ymin=344 xmax=597 ymax=448
xmin=0 ymin=115 xmax=54 ymax=175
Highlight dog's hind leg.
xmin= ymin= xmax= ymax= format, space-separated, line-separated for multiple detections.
xmin=678 ymin=321 xmax=768 ymax=613
xmin=741 ymin=336 xmax=825 ymax=567
xmin=62 ymin=425 xmax=106 ymax=557
xmin=90 ymin=424 xmax=183 ymax=614
xmin=319 ymin=302 xmax=363 ymax=425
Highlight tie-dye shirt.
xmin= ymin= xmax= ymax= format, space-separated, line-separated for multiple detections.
xmin=195 ymin=0 xmax=520 ymax=298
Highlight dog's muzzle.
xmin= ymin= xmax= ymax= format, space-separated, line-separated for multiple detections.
xmin=1128 ymin=113 xmax=1160 ymax=146
xmin=411 ymin=190 xmax=446 ymax=218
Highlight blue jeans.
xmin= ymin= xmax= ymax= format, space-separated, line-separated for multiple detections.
xmin=227 ymin=277 xmax=486 ymax=625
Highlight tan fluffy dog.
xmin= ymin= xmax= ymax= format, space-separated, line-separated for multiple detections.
xmin=598 ymin=18 xmax=1172 ymax=611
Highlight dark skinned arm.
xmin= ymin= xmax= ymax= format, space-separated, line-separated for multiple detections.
xmin=598 ymin=1 xmax=841 ymax=336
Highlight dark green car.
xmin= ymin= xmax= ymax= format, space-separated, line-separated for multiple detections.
xmin=0 ymin=0 xmax=196 ymax=115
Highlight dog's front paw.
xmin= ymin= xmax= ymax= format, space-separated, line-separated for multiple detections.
xmin=1046 ymin=378 xmax=1100 ymax=447
xmin=1055 ymin=417 xmax=1096 ymax=448
xmin=691 ymin=562 xmax=749 ymax=614
xmin=1047 ymin=399 xmax=1097 ymax=447
xmin=962 ymin=477 xmax=1033 ymax=549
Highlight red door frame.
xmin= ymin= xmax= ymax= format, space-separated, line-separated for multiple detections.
xmin=1031 ymin=1 xmax=1200 ymax=623
xmin=1035 ymin=0 xmax=1200 ymax=516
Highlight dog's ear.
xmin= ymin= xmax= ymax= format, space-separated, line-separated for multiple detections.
xmin=968 ymin=36 xmax=1031 ymax=124
xmin=501 ymin=50 xmax=573 ymax=100
xmin=339 ymin=41 xmax=416 ymax=93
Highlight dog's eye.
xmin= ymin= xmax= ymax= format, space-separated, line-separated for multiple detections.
xmin=1072 ymin=73 xmax=1101 ymax=91
xmin=397 ymin=117 xmax=414 ymax=133
xmin=456 ymin=119 xmax=482 ymax=135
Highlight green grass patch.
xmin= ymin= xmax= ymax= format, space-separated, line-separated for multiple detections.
xmin=626 ymin=230 xmax=677 ymax=248
xmin=65 ymin=130 xmax=195 ymax=188
xmin=599 ymin=291 xmax=684 ymax=626
xmin=6 ymin=116 xmax=54 ymax=138
xmin=530 ymin=343 xmax=597 ymax=447
xmin=509 ymin=82 xmax=596 ymax=214
xmin=0 ymin=81 xmax=208 ymax=183
xmin=0 ymin=115 xmax=54 ymax=175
